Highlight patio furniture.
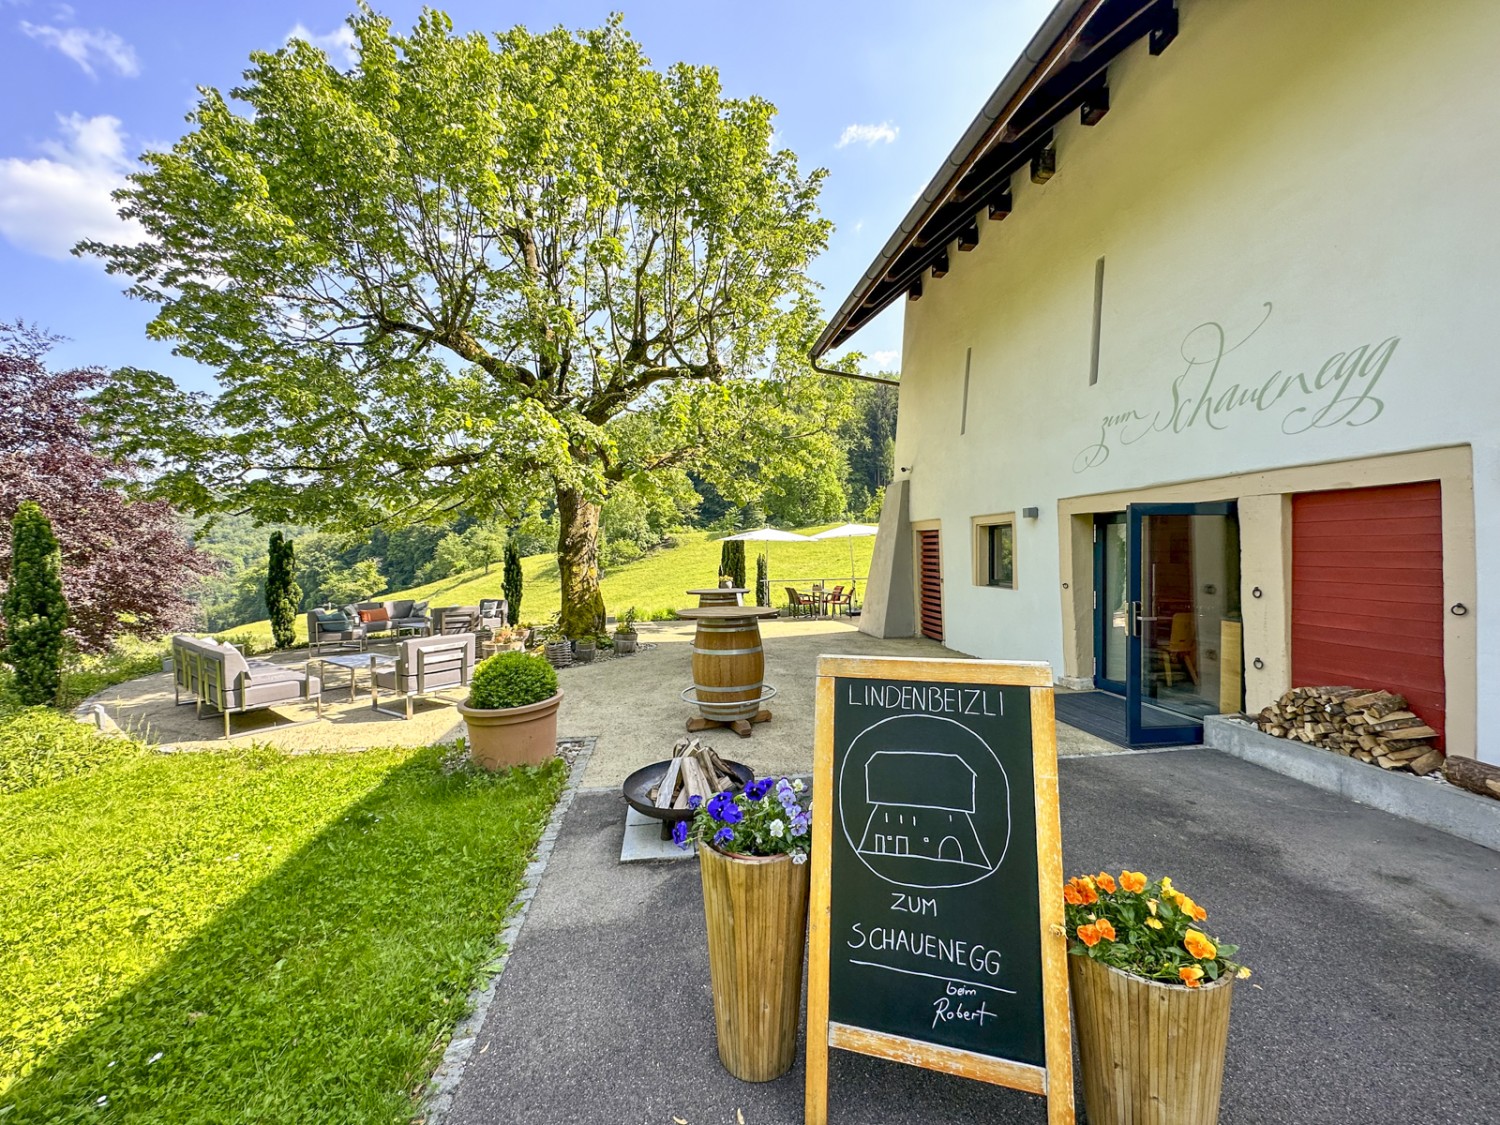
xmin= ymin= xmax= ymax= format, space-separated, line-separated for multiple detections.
xmin=371 ymin=633 xmax=477 ymax=719
xmin=825 ymin=585 xmax=854 ymax=616
xmin=189 ymin=642 xmax=322 ymax=739
xmin=784 ymin=588 xmax=814 ymax=618
xmin=307 ymin=609 xmax=363 ymax=654
xmin=478 ymin=598 xmax=509 ymax=630
xmin=345 ymin=599 xmax=432 ymax=642
xmin=314 ymin=651 xmax=396 ymax=703
xmin=433 ymin=605 xmax=481 ymax=635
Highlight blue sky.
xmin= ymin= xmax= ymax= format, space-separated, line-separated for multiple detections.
xmin=0 ymin=0 xmax=1054 ymax=392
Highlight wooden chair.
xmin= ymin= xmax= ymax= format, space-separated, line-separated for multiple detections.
xmin=1156 ymin=612 xmax=1199 ymax=686
xmin=825 ymin=585 xmax=853 ymax=615
xmin=784 ymin=587 xmax=812 ymax=618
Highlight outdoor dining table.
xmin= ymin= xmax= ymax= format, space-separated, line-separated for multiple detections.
xmin=676 ymin=603 xmax=778 ymax=738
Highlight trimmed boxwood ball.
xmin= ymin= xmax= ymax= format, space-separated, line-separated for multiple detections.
xmin=467 ymin=651 xmax=559 ymax=710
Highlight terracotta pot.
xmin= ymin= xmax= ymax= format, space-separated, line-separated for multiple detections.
xmin=459 ymin=690 xmax=563 ymax=771
xmin=1070 ymin=954 xmax=1234 ymax=1125
xmin=698 ymin=843 xmax=810 ymax=1082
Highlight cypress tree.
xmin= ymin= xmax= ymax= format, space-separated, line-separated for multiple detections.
xmin=719 ymin=540 xmax=746 ymax=589
xmin=265 ymin=531 xmax=301 ymax=649
xmin=3 ymin=501 xmax=68 ymax=705
xmin=755 ymin=552 xmax=769 ymax=607
xmin=503 ymin=539 xmax=524 ymax=625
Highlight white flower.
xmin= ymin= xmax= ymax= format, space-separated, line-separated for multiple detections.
xmin=147 ymin=1052 xmax=163 ymax=1064
xmin=792 ymin=850 xmax=808 ymax=865
xmin=792 ymin=779 xmax=805 ymax=792
xmin=769 ymin=819 xmax=786 ymax=838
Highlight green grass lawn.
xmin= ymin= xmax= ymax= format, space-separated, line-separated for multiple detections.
xmin=0 ymin=743 xmax=566 ymax=1123
xmin=228 ymin=524 xmax=876 ymax=649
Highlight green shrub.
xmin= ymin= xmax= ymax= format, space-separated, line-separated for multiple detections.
xmin=0 ymin=706 xmax=143 ymax=794
xmin=467 ymin=651 xmax=558 ymax=710
xmin=3 ymin=501 xmax=69 ymax=706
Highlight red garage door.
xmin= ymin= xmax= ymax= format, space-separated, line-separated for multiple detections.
xmin=1291 ymin=482 xmax=1445 ymax=745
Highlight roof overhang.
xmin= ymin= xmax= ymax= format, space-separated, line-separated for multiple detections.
xmin=813 ymin=0 xmax=1181 ymax=358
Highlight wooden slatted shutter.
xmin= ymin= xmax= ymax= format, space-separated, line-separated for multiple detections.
xmin=917 ymin=529 xmax=943 ymax=642
xmin=1292 ymin=481 xmax=1445 ymax=746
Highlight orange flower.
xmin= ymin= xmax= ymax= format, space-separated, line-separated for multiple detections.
xmin=1095 ymin=872 xmax=1117 ymax=894
xmin=1066 ymin=877 xmax=1098 ymax=906
xmin=1192 ymin=904 xmax=1208 ymax=922
xmin=1077 ymin=923 xmax=1101 ymax=947
xmin=1120 ymin=870 xmax=1148 ymax=894
xmin=1184 ymin=929 xmax=1217 ymax=960
xmin=1095 ymin=918 xmax=1116 ymax=942
xmin=1063 ymin=883 xmax=1083 ymax=906
xmin=1179 ymin=964 xmax=1204 ymax=987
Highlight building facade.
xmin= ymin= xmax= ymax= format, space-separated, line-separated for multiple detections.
xmin=820 ymin=0 xmax=1494 ymax=762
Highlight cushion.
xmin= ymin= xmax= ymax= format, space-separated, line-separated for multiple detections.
xmin=358 ymin=608 xmax=391 ymax=624
xmin=410 ymin=601 xmax=429 ymax=617
xmin=315 ymin=611 xmax=351 ymax=630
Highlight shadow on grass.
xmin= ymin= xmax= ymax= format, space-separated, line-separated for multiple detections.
xmin=2 ymin=747 xmax=565 ymax=1124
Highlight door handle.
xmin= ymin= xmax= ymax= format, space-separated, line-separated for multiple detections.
xmin=1128 ymin=601 xmax=1142 ymax=637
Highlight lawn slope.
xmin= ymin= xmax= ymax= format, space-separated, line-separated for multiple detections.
xmin=228 ymin=524 xmax=875 ymax=649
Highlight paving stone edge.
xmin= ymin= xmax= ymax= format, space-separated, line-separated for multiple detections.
xmin=419 ymin=734 xmax=598 ymax=1125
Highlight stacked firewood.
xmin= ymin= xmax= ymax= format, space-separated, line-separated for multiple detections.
xmin=649 ymin=737 xmax=737 ymax=810
xmin=1254 ymin=686 xmax=1443 ymax=776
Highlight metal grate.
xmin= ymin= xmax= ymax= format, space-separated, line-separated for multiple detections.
xmin=918 ymin=529 xmax=943 ymax=642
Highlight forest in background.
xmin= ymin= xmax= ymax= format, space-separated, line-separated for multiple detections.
xmin=194 ymin=377 xmax=896 ymax=631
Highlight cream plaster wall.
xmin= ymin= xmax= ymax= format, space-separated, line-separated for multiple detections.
xmin=889 ymin=0 xmax=1499 ymax=759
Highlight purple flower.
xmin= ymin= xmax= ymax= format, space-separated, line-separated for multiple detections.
xmin=707 ymin=793 xmax=731 ymax=819
xmin=719 ymin=801 xmax=744 ymax=824
xmin=688 ymin=794 xmax=703 ymax=809
xmin=745 ymin=778 xmax=774 ymax=801
xmin=790 ymin=814 xmax=810 ymax=836
xmin=713 ymin=826 xmax=734 ymax=844
xmin=672 ymin=820 xmax=690 ymax=848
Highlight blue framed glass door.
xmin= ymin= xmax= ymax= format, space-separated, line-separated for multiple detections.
xmin=1125 ymin=501 xmax=1240 ymax=746
xmin=1093 ymin=512 xmax=1128 ymax=695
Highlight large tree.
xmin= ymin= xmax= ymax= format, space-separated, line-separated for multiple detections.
xmin=84 ymin=10 xmax=839 ymax=636
xmin=0 ymin=321 xmax=215 ymax=650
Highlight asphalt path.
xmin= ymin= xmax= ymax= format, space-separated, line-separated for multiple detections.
xmin=444 ymin=748 xmax=1500 ymax=1125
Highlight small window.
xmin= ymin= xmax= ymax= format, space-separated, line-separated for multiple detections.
xmin=987 ymin=522 xmax=1015 ymax=588
xmin=971 ymin=514 xmax=1016 ymax=589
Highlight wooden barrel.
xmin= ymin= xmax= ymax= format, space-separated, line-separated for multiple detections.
xmin=690 ymin=616 xmax=765 ymax=721
xmin=699 ymin=589 xmax=743 ymax=607
xmin=1070 ymin=953 xmax=1234 ymax=1124
xmin=699 ymin=844 xmax=810 ymax=1081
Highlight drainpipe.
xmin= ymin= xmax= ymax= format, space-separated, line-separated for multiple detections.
xmin=808 ymin=352 xmax=900 ymax=387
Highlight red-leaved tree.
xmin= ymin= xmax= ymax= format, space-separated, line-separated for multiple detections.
xmin=0 ymin=321 xmax=216 ymax=651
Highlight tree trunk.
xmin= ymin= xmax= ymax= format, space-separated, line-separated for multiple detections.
xmin=556 ymin=484 xmax=606 ymax=638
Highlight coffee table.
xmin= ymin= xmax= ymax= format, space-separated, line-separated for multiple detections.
xmin=315 ymin=652 xmax=396 ymax=703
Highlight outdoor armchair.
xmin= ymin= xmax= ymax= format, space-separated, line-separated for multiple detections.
xmin=307 ymin=609 xmax=362 ymax=654
xmin=433 ymin=605 xmax=482 ymax=635
xmin=478 ymin=598 xmax=509 ymax=630
xmin=190 ymin=643 xmax=322 ymax=739
xmin=370 ymin=633 xmax=476 ymax=719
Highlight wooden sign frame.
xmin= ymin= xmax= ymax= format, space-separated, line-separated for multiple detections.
xmin=805 ymin=655 xmax=1073 ymax=1125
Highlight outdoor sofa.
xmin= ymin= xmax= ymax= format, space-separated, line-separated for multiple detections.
xmin=304 ymin=600 xmax=432 ymax=653
xmin=171 ymin=634 xmax=321 ymax=738
xmin=370 ymin=633 xmax=476 ymax=720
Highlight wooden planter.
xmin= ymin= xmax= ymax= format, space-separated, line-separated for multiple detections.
xmin=1070 ymin=953 xmax=1234 ymax=1125
xmin=458 ymin=691 xmax=563 ymax=771
xmin=698 ymin=843 xmax=810 ymax=1082
xmin=573 ymin=639 xmax=596 ymax=664
xmin=614 ymin=631 xmax=639 ymax=654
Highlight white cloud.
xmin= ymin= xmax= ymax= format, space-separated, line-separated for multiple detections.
xmin=837 ymin=122 xmax=899 ymax=149
xmin=20 ymin=20 xmax=139 ymax=78
xmin=286 ymin=22 xmax=357 ymax=66
xmin=853 ymin=219 xmax=864 ymax=235
xmin=868 ymin=350 xmax=900 ymax=370
xmin=0 ymin=113 xmax=146 ymax=260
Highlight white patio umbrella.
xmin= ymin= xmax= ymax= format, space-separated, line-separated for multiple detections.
xmin=716 ymin=527 xmax=812 ymax=604
xmin=810 ymin=523 xmax=879 ymax=592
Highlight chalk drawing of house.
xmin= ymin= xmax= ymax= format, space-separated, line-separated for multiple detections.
xmin=855 ymin=751 xmax=992 ymax=871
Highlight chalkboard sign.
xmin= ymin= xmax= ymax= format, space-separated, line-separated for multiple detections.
xmin=806 ymin=656 xmax=1073 ymax=1125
